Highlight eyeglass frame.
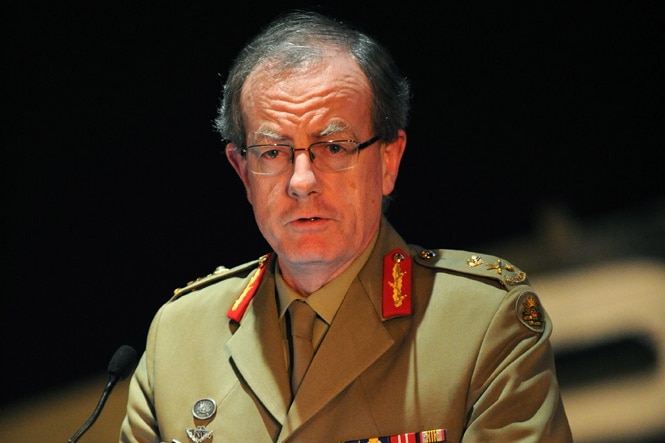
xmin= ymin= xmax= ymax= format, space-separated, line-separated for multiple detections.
xmin=238 ymin=135 xmax=380 ymax=175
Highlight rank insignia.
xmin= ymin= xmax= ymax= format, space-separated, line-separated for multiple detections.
xmin=517 ymin=292 xmax=545 ymax=332
xmin=227 ymin=254 xmax=270 ymax=322
xmin=466 ymin=255 xmax=527 ymax=287
xmin=383 ymin=249 xmax=412 ymax=318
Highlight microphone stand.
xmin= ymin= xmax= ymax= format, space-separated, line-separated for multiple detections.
xmin=67 ymin=373 xmax=121 ymax=443
xmin=67 ymin=345 xmax=138 ymax=443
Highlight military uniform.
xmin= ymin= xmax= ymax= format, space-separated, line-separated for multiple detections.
xmin=120 ymin=218 xmax=572 ymax=442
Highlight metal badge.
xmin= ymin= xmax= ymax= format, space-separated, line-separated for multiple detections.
xmin=466 ymin=255 xmax=527 ymax=286
xmin=517 ymin=292 xmax=545 ymax=332
xmin=418 ymin=249 xmax=437 ymax=260
xmin=192 ymin=398 xmax=217 ymax=420
xmin=186 ymin=426 xmax=213 ymax=443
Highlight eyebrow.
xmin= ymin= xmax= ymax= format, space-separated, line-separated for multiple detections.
xmin=252 ymin=128 xmax=281 ymax=142
xmin=319 ymin=121 xmax=351 ymax=137
xmin=252 ymin=121 xmax=353 ymax=143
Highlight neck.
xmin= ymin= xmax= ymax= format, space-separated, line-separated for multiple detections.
xmin=278 ymin=218 xmax=383 ymax=296
xmin=278 ymin=260 xmax=349 ymax=296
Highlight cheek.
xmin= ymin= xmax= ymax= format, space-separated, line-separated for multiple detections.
xmin=355 ymin=165 xmax=384 ymax=206
xmin=245 ymin=177 xmax=273 ymax=209
xmin=369 ymin=158 xmax=387 ymax=194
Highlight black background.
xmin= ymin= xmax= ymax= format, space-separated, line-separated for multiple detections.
xmin=3 ymin=2 xmax=663 ymax=406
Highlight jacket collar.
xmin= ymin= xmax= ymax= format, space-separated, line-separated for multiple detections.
xmin=226 ymin=218 xmax=413 ymax=435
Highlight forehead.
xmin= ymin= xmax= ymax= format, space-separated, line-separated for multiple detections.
xmin=240 ymin=51 xmax=372 ymax=135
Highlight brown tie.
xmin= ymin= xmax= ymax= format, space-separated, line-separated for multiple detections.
xmin=288 ymin=300 xmax=316 ymax=395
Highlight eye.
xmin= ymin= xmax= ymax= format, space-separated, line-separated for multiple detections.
xmin=256 ymin=145 xmax=290 ymax=160
xmin=262 ymin=149 xmax=282 ymax=159
xmin=321 ymin=142 xmax=349 ymax=155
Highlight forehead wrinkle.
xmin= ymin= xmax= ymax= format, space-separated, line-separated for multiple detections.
xmin=251 ymin=94 xmax=355 ymax=142
xmin=242 ymin=53 xmax=370 ymax=141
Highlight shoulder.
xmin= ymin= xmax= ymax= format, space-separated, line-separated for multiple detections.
xmin=411 ymin=246 xmax=547 ymax=333
xmin=411 ymin=246 xmax=529 ymax=289
xmin=170 ymin=254 xmax=270 ymax=301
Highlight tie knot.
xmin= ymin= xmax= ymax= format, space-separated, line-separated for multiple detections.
xmin=289 ymin=300 xmax=316 ymax=340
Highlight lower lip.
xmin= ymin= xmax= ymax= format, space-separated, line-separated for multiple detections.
xmin=289 ymin=218 xmax=329 ymax=230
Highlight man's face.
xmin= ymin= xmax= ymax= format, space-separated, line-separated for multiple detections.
xmin=227 ymin=51 xmax=405 ymax=282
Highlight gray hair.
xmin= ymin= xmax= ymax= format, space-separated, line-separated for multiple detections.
xmin=213 ymin=10 xmax=410 ymax=148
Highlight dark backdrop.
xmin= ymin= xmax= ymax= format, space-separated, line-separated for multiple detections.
xmin=3 ymin=2 xmax=663 ymax=406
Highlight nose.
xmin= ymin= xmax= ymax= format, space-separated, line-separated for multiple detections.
xmin=288 ymin=150 xmax=318 ymax=198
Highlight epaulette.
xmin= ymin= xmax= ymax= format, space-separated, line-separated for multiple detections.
xmin=411 ymin=246 xmax=529 ymax=289
xmin=412 ymin=247 xmax=544 ymax=332
xmin=171 ymin=254 xmax=268 ymax=301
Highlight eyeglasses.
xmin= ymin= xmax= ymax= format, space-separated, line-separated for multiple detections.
xmin=240 ymin=135 xmax=380 ymax=175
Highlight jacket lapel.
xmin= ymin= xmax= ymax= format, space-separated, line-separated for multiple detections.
xmin=281 ymin=218 xmax=412 ymax=434
xmin=225 ymin=269 xmax=291 ymax=425
xmin=224 ymin=219 xmax=413 ymax=439
xmin=282 ymin=279 xmax=395 ymax=432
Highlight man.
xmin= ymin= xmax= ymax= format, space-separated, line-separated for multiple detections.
xmin=121 ymin=10 xmax=572 ymax=442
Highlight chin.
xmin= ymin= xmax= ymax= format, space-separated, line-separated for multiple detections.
xmin=279 ymin=243 xmax=341 ymax=264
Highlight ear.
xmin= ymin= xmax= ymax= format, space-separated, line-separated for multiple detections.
xmin=225 ymin=143 xmax=253 ymax=202
xmin=381 ymin=129 xmax=407 ymax=196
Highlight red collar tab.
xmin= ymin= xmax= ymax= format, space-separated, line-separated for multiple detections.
xmin=227 ymin=254 xmax=270 ymax=322
xmin=382 ymin=248 xmax=412 ymax=318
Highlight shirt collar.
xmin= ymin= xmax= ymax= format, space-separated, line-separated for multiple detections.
xmin=276 ymin=228 xmax=379 ymax=324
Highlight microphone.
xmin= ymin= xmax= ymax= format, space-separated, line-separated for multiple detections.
xmin=68 ymin=345 xmax=139 ymax=443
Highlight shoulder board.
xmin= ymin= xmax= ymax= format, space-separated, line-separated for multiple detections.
xmin=171 ymin=254 xmax=269 ymax=301
xmin=411 ymin=246 xmax=529 ymax=289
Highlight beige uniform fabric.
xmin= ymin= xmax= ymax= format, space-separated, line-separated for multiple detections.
xmin=120 ymin=218 xmax=572 ymax=442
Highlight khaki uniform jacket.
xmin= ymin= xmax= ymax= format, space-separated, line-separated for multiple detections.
xmin=121 ymin=219 xmax=572 ymax=442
